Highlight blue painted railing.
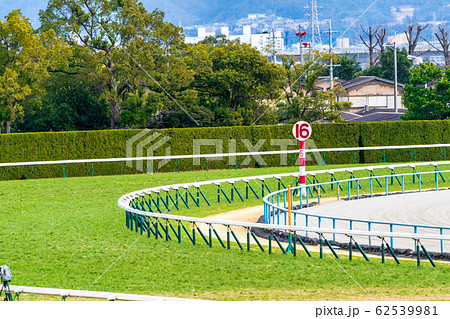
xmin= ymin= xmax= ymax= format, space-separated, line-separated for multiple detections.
xmin=263 ymin=170 xmax=450 ymax=253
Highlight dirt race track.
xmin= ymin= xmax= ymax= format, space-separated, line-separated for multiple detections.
xmin=201 ymin=189 xmax=450 ymax=257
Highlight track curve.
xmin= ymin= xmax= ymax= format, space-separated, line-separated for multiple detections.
xmin=118 ymin=162 xmax=450 ymax=260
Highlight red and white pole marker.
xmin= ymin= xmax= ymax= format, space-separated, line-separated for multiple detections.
xmin=292 ymin=121 xmax=312 ymax=195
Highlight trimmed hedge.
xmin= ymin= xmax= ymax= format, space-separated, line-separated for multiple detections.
xmin=1 ymin=121 xmax=449 ymax=180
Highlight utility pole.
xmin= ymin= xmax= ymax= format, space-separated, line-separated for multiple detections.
xmin=322 ymin=20 xmax=339 ymax=122
xmin=323 ymin=19 xmax=337 ymax=91
xmin=296 ymin=25 xmax=307 ymax=64
xmin=271 ymin=27 xmax=277 ymax=63
xmin=387 ymin=34 xmax=398 ymax=113
xmin=394 ymin=38 xmax=398 ymax=113
xmin=270 ymin=25 xmax=283 ymax=64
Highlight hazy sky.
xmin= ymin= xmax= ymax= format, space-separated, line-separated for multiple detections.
xmin=0 ymin=0 xmax=203 ymax=27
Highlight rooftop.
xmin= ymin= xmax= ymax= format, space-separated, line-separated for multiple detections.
xmin=340 ymin=76 xmax=405 ymax=90
xmin=341 ymin=108 xmax=406 ymax=122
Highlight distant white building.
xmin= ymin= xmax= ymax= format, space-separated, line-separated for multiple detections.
xmin=221 ymin=26 xmax=229 ymax=37
xmin=185 ymin=26 xmax=217 ymax=44
xmin=185 ymin=25 xmax=284 ymax=55
xmin=388 ymin=33 xmax=408 ymax=45
xmin=248 ymin=13 xmax=267 ymax=19
xmin=335 ymin=38 xmax=350 ymax=49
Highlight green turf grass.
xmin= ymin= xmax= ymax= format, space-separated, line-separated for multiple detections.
xmin=1 ymin=164 xmax=449 ymax=301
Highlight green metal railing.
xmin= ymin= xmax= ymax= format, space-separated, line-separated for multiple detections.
xmin=120 ymin=163 xmax=450 ymax=267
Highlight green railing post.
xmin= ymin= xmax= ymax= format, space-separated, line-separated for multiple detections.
xmin=87 ymin=163 xmax=94 ymax=177
xmin=165 ymin=220 xmax=169 ymax=241
xmin=115 ymin=161 xmax=123 ymax=175
xmin=353 ymin=239 xmax=370 ymax=262
xmin=251 ymin=231 xmax=265 ymax=252
xmin=380 ymin=150 xmax=386 ymax=163
xmin=230 ymin=229 xmax=244 ymax=250
xmin=212 ymin=227 xmax=225 ymax=248
xmin=416 ymin=240 xmax=420 ymax=267
xmin=420 ymin=244 xmax=437 ymax=268
xmin=29 ymin=165 xmax=37 ymax=180
xmin=324 ymin=236 xmax=339 ymax=259
xmin=209 ymin=226 xmax=212 ymax=248
xmin=181 ymin=224 xmax=194 ymax=244
xmin=295 ymin=236 xmax=312 ymax=257
xmin=386 ymin=241 xmax=400 ymax=264
xmin=196 ymin=224 xmax=210 ymax=246
xmin=268 ymin=233 xmax=272 ymax=254
xmin=349 ymin=237 xmax=353 ymax=261
xmin=319 ymin=236 xmax=323 ymax=258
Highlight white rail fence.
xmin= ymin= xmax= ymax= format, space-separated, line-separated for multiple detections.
xmin=8 ymin=285 xmax=198 ymax=301
xmin=1 ymin=144 xmax=449 ymax=168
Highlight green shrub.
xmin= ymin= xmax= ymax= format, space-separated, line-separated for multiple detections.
xmin=1 ymin=121 xmax=449 ymax=180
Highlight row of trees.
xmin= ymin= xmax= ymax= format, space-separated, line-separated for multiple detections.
xmin=357 ymin=25 xmax=449 ymax=121
xmin=402 ymin=63 xmax=450 ymax=120
xmin=0 ymin=1 xmax=352 ymax=134
xmin=359 ymin=24 xmax=450 ymax=67
xmin=0 ymin=1 xmax=448 ymax=133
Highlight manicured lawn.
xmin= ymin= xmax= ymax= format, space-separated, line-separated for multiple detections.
xmin=1 ymin=163 xmax=449 ymax=300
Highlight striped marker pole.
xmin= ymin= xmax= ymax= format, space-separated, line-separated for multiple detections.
xmin=292 ymin=121 xmax=312 ymax=195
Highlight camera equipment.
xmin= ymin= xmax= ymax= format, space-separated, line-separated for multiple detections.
xmin=0 ymin=265 xmax=12 ymax=301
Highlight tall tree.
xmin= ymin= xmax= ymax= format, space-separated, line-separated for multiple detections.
xmin=0 ymin=9 xmax=48 ymax=133
xmin=375 ymin=28 xmax=387 ymax=57
xmin=16 ymin=73 xmax=110 ymax=132
xmin=359 ymin=26 xmax=380 ymax=67
xmin=404 ymin=24 xmax=428 ymax=56
xmin=421 ymin=26 xmax=450 ymax=66
xmin=435 ymin=26 xmax=450 ymax=66
xmin=186 ymin=42 xmax=283 ymax=126
xmin=335 ymin=55 xmax=362 ymax=81
xmin=39 ymin=0 xmax=189 ymax=129
xmin=278 ymin=52 xmax=351 ymax=123
xmin=402 ymin=63 xmax=450 ymax=120
xmin=359 ymin=47 xmax=413 ymax=84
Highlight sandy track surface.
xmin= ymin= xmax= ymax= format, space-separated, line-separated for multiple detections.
xmin=299 ymin=190 xmax=450 ymax=253
xmin=198 ymin=190 xmax=450 ymax=258
xmin=198 ymin=203 xmax=364 ymax=257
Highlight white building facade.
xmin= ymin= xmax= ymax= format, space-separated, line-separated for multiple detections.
xmin=185 ymin=25 xmax=284 ymax=55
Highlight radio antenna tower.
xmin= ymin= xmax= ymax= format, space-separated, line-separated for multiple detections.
xmin=306 ymin=0 xmax=322 ymax=48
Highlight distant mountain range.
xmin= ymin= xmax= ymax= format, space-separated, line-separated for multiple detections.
xmin=1 ymin=0 xmax=449 ymax=32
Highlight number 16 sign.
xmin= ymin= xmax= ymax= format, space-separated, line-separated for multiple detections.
xmin=292 ymin=121 xmax=312 ymax=141
xmin=292 ymin=121 xmax=312 ymax=194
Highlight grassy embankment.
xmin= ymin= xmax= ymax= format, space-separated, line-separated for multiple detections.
xmin=1 ymin=163 xmax=449 ymax=300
